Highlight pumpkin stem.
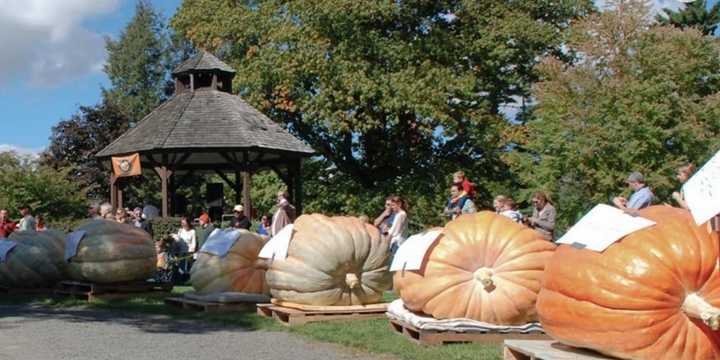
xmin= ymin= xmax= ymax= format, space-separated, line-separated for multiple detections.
xmin=474 ymin=268 xmax=495 ymax=291
xmin=682 ymin=293 xmax=720 ymax=330
xmin=345 ymin=273 xmax=360 ymax=289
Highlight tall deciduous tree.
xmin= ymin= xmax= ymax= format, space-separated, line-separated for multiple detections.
xmin=509 ymin=0 xmax=720 ymax=231
xmin=171 ymin=0 xmax=592 ymax=197
xmin=104 ymin=0 xmax=170 ymax=124
xmin=658 ymin=0 xmax=720 ymax=35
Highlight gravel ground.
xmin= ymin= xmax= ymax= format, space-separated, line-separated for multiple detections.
xmin=0 ymin=304 xmax=383 ymax=360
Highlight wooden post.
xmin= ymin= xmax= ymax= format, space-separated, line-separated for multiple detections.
xmin=234 ymin=171 xmax=242 ymax=206
xmin=117 ymin=179 xmax=124 ymax=210
xmin=243 ymin=171 xmax=252 ymax=218
xmin=154 ymin=166 xmax=173 ymax=218
xmin=293 ymin=160 xmax=303 ymax=215
xmin=110 ymin=174 xmax=118 ymax=210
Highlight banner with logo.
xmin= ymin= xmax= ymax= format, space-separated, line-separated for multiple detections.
xmin=111 ymin=153 xmax=142 ymax=178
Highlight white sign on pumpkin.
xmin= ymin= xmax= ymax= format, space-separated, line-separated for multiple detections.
xmin=258 ymin=224 xmax=294 ymax=260
xmin=683 ymin=149 xmax=720 ymax=225
xmin=556 ymin=204 xmax=655 ymax=252
xmin=390 ymin=229 xmax=443 ymax=272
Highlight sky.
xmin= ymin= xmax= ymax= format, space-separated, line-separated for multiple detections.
xmin=0 ymin=0 xmax=706 ymax=156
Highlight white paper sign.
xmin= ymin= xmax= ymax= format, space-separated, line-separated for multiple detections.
xmin=258 ymin=224 xmax=294 ymax=260
xmin=200 ymin=229 xmax=242 ymax=257
xmin=556 ymin=204 xmax=655 ymax=252
xmin=64 ymin=230 xmax=86 ymax=262
xmin=683 ymin=150 xmax=720 ymax=225
xmin=390 ymin=229 xmax=443 ymax=272
xmin=0 ymin=239 xmax=17 ymax=263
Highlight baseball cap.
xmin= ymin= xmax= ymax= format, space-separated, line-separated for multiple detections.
xmin=233 ymin=205 xmax=244 ymax=212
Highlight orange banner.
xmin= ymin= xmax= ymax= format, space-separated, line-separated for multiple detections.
xmin=112 ymin=153 xmax=142 ymax=178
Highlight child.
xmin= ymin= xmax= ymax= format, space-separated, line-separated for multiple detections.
xmin=155 ymin=239 xmax=172 ymax=283
xmin=453 ymin=171 xmax=476 ymax=199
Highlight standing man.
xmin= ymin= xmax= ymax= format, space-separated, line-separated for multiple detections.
xmin=0 ymin=209 xmax=16 ymax=238
xmin=195 ymin=212 xmax=214 ymax=250
xmin=17 ymin=206 xmax=36 ymax=232
xmin=230 ymin=205 xmax=251 ymax=230
xmin=527 ymin=192 xmax=556 ymax=241
xmin=613 ymin=171 xmax=655 ymax=215
xmin=88 ymin=202 xmax=102 ymax=220
xmin=271 ymin=191 xmax=297 ymax=237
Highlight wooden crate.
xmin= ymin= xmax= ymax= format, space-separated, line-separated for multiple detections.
xmin=256 ymin=301 xmax=389 ymax=326
xmin=503 ymin=340 xmax=618 ymax=360
xmin=54 ymin=280 xmax=172 ymax=301
xmin=389 ymin=319 xmax=549 ymax=346
xmin=164 ymin=297 xmax=257 ymax=313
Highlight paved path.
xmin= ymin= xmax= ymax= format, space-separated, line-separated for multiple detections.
xmin=0 ymin=304 xmax=382 ymax=360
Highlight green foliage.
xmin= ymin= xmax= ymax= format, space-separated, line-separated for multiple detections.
xmin=103 ymin=0 xmax=171 ymax=124
xmin=509 ymin=0 xmax=720 ymax=231
xmin=171 ymin=0 xmax=593 ymax=215
xmin=149 ymin=217 xmax=183 ymax=242
xmin=657 ymin=0 xmax=720 ymax=35
xmin=0 ymin=152 xmax=87 ymax=223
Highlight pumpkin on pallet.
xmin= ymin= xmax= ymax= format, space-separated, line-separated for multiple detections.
xmin=266 ymin=214 xmax=392 ymax=306
xmin=537 ymin=206 xmax=720 ymax=360
xmin=394 ymin=211 xmax=555 ymax=325
xmin=0 ymin=230 xmax=66 ymax=288
xmin=66 ymin=220 xmax=155 ymax=284
xmin=190 ymin=229 xmax=268 ymax=294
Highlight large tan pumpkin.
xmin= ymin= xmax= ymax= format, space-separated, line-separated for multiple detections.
xmin=537 ymin=206 xmax=720 ymax=360
xmin=190 ymin=230 xmax=267 ymax=294
xmin=394 ymin=211 xmax=555 ymax=324
xmin=0 ymin=230 xmax=66 ymax=288
xmin=67 ymin=220 xmax=155 ymax=283
xmin=265 ymin=214 xmax=392 ymax=305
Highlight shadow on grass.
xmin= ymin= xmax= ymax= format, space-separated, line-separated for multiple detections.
xmin=0 ymin=286 xmax=278 ymax=335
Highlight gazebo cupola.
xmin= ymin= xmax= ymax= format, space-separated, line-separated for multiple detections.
xmin=172 ymin=51 xmax=236 ymax=94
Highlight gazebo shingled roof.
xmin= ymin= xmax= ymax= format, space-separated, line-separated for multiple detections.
xmin=97 ymin=51 xmax=314 ymax=218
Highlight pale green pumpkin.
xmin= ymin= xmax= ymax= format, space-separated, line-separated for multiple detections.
xmin=66 ymin=220 xmax=155 ymax=283
xmin=0 ymin=230 xmax=66 ymax=288
xmin=266 ymin=214 xmax=392 ymax=306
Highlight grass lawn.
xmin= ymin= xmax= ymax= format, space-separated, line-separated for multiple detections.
xmin=0 ymin=287 xmax=502 ymax=360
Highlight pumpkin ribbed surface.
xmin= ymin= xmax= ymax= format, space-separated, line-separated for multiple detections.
xmin=394 ymin=211 xmax=555 ymax=324
xmin=0 ymin=230 xmax=66 ymax=288
xmin=190 ymin=230 xmax=267 ymax=294
xmin=67 ymin=220 xmax=155 ymax=283
xmin=537 ymin=205 xmax=720 ymax=360
xmin=266 ymin=214 xmax=392 ymax=306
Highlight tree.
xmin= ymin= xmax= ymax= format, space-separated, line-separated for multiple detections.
xmin=658 ymin=0 xmax=720 ymax=35
xmin=171 ymin=0 xmax=593 ymax=201
xmin=104 ymin=0 xmax=170 ymax=124
xmin=0 ymin=152 xmax=87 ymax=222
xmin=508 ymin=0 xmax=720 ymax=231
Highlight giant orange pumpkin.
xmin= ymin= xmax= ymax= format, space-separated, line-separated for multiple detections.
xmin=537 ymin=205 xmax=720 ymax=360
xmin=394 ymin=211 xmax=555 ymax=324
xmin=265 ymin=214 xmax=392 ymax=306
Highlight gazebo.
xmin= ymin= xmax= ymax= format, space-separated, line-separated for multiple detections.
xmin=97 ymin=51 xmax=315 ymax=218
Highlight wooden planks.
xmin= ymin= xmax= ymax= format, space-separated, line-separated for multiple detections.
xmin=503 ymin=340 xmax=618 ymax=360
xmin=257 ymin=302 xmax=389 ymax=326
xmin=164 ymin=297 xmax=257 ymax=313
xmin=54 ymin=280 xmax=172 ymax=301
xmin=0 ymin=286 xmax=55 ymax=296
xmin=389 ymin=319 xmax=549 ymax=346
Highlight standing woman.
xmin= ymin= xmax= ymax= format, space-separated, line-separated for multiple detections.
xmin=385 ymin=196 xmax=409 ymax=255
xmin=174 ymin=216 xmax=197 ymax=276
xmin=672 ymin=163 xmax=695 ymax=210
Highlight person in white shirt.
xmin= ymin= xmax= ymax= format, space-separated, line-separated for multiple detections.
xmin=384 ymin=195 xmax=409 ymax=254
xmin=494 ymin=195 xmax=523 ymax=223
xmin=173 ymin=216 xmax=197 ymax=276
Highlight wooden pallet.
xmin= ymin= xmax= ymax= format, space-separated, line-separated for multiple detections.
xmin=164 ymin=297 xmax=258 ymax=313
xmin=54 ymin=280 xmax=172 ymax=301
xmin=503 ymin=340 xmax=618 ymax=360
xmin=257 ymin=301 xmax=389 ymax=326
xmin=388 ymin=319 xmax=549 ymax=346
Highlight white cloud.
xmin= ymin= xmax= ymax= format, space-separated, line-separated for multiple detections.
xmin=595 ymin=0 xmax=685 ymax=16
xmin=0 ymin=144 xmax=43 ymax=158
xmin=0 ymin=0 xmax=120 ymax=87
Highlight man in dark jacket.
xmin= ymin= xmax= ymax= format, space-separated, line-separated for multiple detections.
xmin=230 ymin=205 xmax=251 ymax=230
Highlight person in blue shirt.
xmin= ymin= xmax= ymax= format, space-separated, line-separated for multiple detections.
xmin=258 ymin=214 xmax=271 ymax=236
xmin=613 ymin=171 xmax=655 ymax=215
